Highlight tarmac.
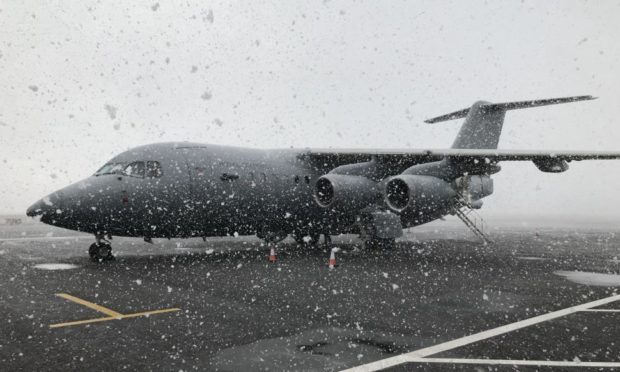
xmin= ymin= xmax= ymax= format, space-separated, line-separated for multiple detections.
xmin=1 ymin=217 xmax=619 ymax=371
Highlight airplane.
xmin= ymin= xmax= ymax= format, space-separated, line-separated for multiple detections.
xmin=26 ymin=95 xmax=620 ymax=261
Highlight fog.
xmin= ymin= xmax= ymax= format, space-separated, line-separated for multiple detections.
xmin=1 ymin=0 xmax=619 ymax=220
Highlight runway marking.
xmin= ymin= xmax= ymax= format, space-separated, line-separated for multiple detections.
xmin=50 ymin=316 xmax=120 ymax=328
xmin=404 ymin=357 xmax=620 ymax=368
xmin=56 ymin=293 xmax=123 ymax=319
xmin=50 ymin=293 xmax=180 ymax=329
xmin=343 ymin=293 xmax=620 ymax=371
xmin=580 ymin=309 xmax=620 ymax=313
xmin=118 ymin=308 xmax=181 ymax=319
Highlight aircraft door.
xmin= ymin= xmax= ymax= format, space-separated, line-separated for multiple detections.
xmin=119 ymin=158 xmax=189 ymax=238
xmin=181 ymin=148 xmax=246 ymax=236
xmin=118 ymin=161 xmax=159 ymax=237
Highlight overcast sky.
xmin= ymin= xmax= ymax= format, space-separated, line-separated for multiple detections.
xmin=1 ymin=0 xmax=620 ymax=220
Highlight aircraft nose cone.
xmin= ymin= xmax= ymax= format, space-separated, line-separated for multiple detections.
xmin=26 ymin=195 xmax=59 ymax=217
xmin=26 ymin=199 xmax=46 ymax=217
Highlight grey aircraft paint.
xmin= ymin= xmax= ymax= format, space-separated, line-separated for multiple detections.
xmin=25 ymin=96 xmax=620 ymax=260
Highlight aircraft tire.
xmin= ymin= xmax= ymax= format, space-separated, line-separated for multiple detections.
xmin=257 ymin=225 xmax=289 ymax=244
xmin=293 ymin=232 xmax=320 ymax=245
xmin=309 ymin=233 xmax=321 ymax=245
xmin=89 ymin=242 xmax=114 ymax=262
xmin=261 ymin=231 xmax=287 ymax=244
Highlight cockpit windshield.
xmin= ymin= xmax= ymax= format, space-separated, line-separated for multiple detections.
xmin=94 ymin=163 xmax=125 ymax=176
xmin=94 ymin=161 xmax=163 ymax=178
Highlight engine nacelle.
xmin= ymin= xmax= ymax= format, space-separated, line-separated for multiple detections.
xmin=314 ymin=174 xmax=379 ymax=211
xmin=385 ymin=175 xmax=456 ymax=213
xmin=533 ymin=158 xmax=569 ymax=173
xmin=454 ymin=175 xmax=494 ymax=200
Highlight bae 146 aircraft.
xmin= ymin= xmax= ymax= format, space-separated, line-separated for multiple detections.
xmin=27 ymin=95 xmax=620 ymax=261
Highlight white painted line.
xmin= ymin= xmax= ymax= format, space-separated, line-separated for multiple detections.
xmin=580 ymin=309 xmax=620 ymax=313
xmin=343 ymin=294 xmax=620 ymax=372
xmin=406 ymin=357 xmax=620 ymax=368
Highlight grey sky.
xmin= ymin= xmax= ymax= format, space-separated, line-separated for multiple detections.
xmin=1 ymin=0 xmax=619 ymax=218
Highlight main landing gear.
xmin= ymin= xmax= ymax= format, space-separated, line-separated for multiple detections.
xmin=89 ymin=234 xmax=114 ymax=262
xmin=292 ymin=231 xmax=321 ymax=246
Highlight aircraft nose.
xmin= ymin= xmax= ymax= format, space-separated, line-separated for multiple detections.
xmin=26 ymin=200 xmax=44 ymax=217
xmin=26 ymin=194 xmax=60 ymax=217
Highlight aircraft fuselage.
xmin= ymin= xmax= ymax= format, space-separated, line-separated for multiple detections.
xmin=28 ymin=143 xmax=428 ymax=240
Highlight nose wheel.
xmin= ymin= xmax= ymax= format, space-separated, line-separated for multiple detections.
xmin=89 ymin=234 xmax=115 ymax=262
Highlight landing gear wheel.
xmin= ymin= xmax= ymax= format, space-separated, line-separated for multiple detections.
xmin=293 ymin=232 xmax=320 ymax=246
xmin=259 ymin=230 xmax=288 ymax=245
xmin=88 ymin=242 xmax=114 ymax=262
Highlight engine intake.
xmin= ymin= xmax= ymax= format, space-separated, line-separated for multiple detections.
xmin=314 ymin=174 xmax=378 ymax=211
xmin=385 ymin=175 xmax=456 ymax=212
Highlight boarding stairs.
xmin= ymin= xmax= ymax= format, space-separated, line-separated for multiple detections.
xmin=453 ymin=195 xmax=492 ymax=244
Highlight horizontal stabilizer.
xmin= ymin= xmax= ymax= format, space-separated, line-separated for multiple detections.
xmin=425 ymin=95 xmax=596 ymax=124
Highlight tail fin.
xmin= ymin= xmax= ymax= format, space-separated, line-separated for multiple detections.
xmin=425 ymin=95 xmax=596 ymax=149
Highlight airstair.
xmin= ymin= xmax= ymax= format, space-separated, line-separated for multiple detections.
xmin=453 ymin=196 xmax=492 ymax=244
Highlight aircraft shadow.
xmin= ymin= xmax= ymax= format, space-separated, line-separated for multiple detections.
xmin=73 ymin=238 xmax=500 ymax=270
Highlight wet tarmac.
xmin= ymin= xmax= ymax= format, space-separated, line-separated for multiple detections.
xmin=1 ymin=218 xmax=619 ymax=371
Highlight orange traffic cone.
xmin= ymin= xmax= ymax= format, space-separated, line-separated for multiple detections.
xmin=269 ymin=246 xmax=277 ymax=263
xmin=328 ymin=248 xmax=337 ymax=269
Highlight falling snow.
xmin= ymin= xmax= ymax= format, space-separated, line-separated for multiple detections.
xmin=104 ymin=104 xmax=117 ymax=120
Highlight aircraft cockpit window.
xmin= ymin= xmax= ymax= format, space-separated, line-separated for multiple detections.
xmin=94 ymin=163 xmax=125 ymax=176
xmin=146 ymin=161 xmax=163 ymax=178
xmin=123 ymin=161 xmax=145 ymax=178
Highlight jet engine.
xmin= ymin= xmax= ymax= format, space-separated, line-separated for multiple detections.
xmin=385 ymin=175 xmax=456 ymax=213
xmin=454 ymin=175 xmax=494 ymax=200
xmin=314 ymin=174 xmax=379 ymax=211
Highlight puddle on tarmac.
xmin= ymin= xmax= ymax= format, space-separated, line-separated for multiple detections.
xmin=33 ymin=263 xmax=80 ymax=270
xmin=555 ymin=270 xmax=620 ymax=287
xmin=210 ymin=327 xmax=421 ymax=371
xmin=517 ymin=256 xmax=546 ymax=261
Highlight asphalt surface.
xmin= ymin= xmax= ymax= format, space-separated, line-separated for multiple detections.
xmin=1 ymin=218 xmax=620 ymax=371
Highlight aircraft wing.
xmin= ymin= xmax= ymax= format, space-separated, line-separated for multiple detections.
xmin=298 ymin=148 xmax=620 ymax=160
xmin=297 ymin=148 xmax=620 ymax=173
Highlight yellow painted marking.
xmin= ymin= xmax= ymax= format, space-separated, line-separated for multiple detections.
xmin=56 ymin=293 xmax=123 ymax=318
xmin=50 ymin=316 xmax=116 ymax=329
xmin=121 ymin=308 xmax=181 ymax=319
xmin=50 ymin=293 xmax=181 ymax=329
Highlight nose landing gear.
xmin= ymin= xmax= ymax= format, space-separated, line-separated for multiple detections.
xmin=89 ymin=234 xmax=115 ymax=262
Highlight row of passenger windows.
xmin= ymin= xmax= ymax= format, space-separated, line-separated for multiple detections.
xmin=294 ymin=175 xmax=312 ymax=184
xmin=246 ymin=172 xmax=311 ymax=184
xmin=96 ymin=161 xmax=312 ymax=182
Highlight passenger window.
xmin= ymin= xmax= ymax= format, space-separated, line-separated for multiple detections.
xmin=124 ymin=161 xmax=145 ymax=178
xmin=146 ymin=161 xmax=163 ymax=178
xmin=304 ymin=176 xmax=311 ymax=184
xmin=260 ymin=173 xmax=267 ymax=183
xmin=294 ymin=175 xmax=300 ymax=184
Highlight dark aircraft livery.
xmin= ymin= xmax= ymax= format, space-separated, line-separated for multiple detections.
xmin=26 ymin=96 xmax=620 ymax=261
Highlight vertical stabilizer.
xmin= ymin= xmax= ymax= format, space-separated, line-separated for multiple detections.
xmin=423 ymin=95 xmax=596 ymax=150
xmin=451 ymin=101 xmax=506 ymax=149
